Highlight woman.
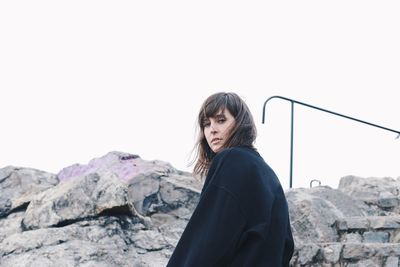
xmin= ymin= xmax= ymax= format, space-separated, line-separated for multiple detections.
xmin=167 ymin=92 xmax=294 ymax=267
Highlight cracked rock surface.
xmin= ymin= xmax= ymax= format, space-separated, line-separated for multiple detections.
xmin=1 ymin=152 xmax=398 ymax=266
xmin=0 ymin=152 xmax=201 ymax=267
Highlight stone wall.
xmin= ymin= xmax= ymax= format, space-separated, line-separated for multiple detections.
xmin=289 ymin=176 xmax=400 ymax=267
xmin=0 ymin=152 xmax=399 ymax=266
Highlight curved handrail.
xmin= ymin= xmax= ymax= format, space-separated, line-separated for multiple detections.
xmin=263 ymin=96 xmax=400 ymax=135
xmin=262 ymin=95 xmax=400 ymax=188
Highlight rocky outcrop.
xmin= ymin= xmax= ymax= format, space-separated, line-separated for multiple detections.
xmin=0 ymin=167 xmax=58 ymax=218
xmin=338 ymin=175 xmax=400 ymax=215
xmin=0 ymin=152 xmax=201 ymax=267
xmin=289 ymin=176 xmax=400 ymax=266
xmin=286 ymin=186 xmax=373 ymax=245
xmin=0 ymin=152 xmax=399 ymax=266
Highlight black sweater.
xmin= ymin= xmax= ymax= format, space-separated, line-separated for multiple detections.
xmin=167 ymin=146 xmax=294 ymax=267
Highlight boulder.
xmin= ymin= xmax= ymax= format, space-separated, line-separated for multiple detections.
xmin=286 ymin=185 xmax=372 ymax=244
xmin=338 ymin=175 xmax=400 ymax=214
xmin=0 ymin=166 xmax=58 ymax=218
xmin=0 ymin=151 xmax=201 ymax=266
xmin=1 ymin=152 xmax=399 ymax=266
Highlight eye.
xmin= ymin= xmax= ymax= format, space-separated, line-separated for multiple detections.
xmin=203 ymin=121 xmax=210 ymax=127
xmin=217 ymin=118 xmax=226 ymax=123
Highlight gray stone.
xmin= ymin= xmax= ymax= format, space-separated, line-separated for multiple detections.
xmin=286 ymin=187 xmax=365 ymax=243
xmin=363 ymin=231 xmax=389 ymax=243
xmin=4 ymin=152 xmax=400 ymax=266
xmin=378 ymin=192 xmax=399 ymax=208
xmin=338 ymin=176 xmax=400 ymax=215
xmin=385 ymin=256 xmax=399 ymax=267
xmin=342 ymin=233 xmax=362 ymax=243
xmin=287 ymin=185 xmax=375 ymax=245
xmin=342 ymin=243 xmax=376 ymax=260
xmin=0 ymin=239 xmax=144 ymax=267
xmin=392 ymin=230 xmax=400 ymax=242
xmin=0 ymin=216 xmax=148 ymax=266
xmin=376 ymin=243 xmax=400 ymax=257
xmin=159 ymin=175 xmax=201 ymax=217
xmin=159 ymin=175 xmax=201 ymax=205
xmin=57 ymin=151 xmax=176 ymax=182
xmin=0 ymin=151 xmax=201 ymax=266
xmin=22 ymin=172 xmax=131 ymax=230
xmin=369 ymin=216 xmax=400 ymax=229
xmin=308 ymin=186 xmax=373 ymax=216
xmin=127 ymin=173 xmax=161 ymax=215
xmin=335 ymin=219 xmax=348 ymax=231
xmin=131 ymin=230 xmax=169 ymax=251
xmin=297 ymin=243 xmax=320 ymax=265
xmin=346 ymin=259 xmax=380 ymax=267
xmin=322 ymin=243 xmax=342 ymax=263
xmin=0 ymin=166 xmax=58 ymax=218
xmin=346 ymin=217 xmax=370 ymax=230
xmin=0 ymin=211 xmax=24 ymax=243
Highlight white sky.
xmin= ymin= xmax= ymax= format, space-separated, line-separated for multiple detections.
xmin=1 ymin=1 xmax=399 ymax=189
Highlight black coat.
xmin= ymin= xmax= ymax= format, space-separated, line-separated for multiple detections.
xmin=167 ymin=146 xmax=294 ymax=267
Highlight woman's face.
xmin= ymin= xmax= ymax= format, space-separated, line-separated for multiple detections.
xmin=203 ymin=108 xmax=236 ymax=153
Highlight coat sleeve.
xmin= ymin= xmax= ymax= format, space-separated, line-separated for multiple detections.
xmin=166 ymin=184 xmax=247 ymax=267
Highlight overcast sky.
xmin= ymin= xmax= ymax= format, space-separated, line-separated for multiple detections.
xmin=1 ymin=0 xmax=399 ymax=189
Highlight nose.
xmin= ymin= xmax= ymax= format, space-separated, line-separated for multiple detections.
xmin=210 ymin=122 xmax=218 ymax=133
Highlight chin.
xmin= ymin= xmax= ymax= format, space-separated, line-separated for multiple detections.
xmin=213 ymin=146 xmax=223 ymax=153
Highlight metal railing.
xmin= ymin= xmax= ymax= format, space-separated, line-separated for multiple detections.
xmin=262 ymin=95 xmax=400 ymax=188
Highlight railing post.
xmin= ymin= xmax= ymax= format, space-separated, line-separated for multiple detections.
xmin=290 ymin=102 xmax=294 ymax=188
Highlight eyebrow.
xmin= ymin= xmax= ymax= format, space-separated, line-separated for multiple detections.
xmin=203 ymin=113 xmax=226 ymax=123
xmin=214 ymin=113 xmax=225 ymax=118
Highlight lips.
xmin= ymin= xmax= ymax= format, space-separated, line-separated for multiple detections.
xmin=211 ymin=138 xmax=222 ymax=143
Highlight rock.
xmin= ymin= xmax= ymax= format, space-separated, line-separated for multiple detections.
xmin=321 ymin=243 xmax=342 ymax=263
xmin=55 ymin=151 xmax=201 ymax=221
xmin=0 ymin=166 xmax=58 ymax=218
xmin=385 ymin=256 xmax=399 ymax=267
xmin=392 ymin=231 xmax=400 ymax=243
xmin=363 ymin=231 xmax=389 ymax=243
xmin=286 ymin=186 xmax=370 ymax=243
xmin=57 ymin=151 xmax=176 ymax=182
xmin=369 ymin=215 xmax=400 ymax=229
xmin=306 ymin=185 xmax=373 ymax=216
xmin=338 ymin=176 xmax=400 ymax=213
xmin=297 ymin=243 xmax=320 ymax=265
xmin=347 ymin=259 xmax=380 ymax=267
xmin=342 ymin=243 xmax=376 ymax=260
xmin=0 ymin=214 xmax=169 ymax=267
xmin=127 ymin=173 xmax=162 ymax=215
xmin=0 ymin=211 xmax=24 ymax=243
xmin=335 ymin=217 xmax=369 ymax=231
xmin=378 ymin=191 xmax=399 ymax=208
xmin=158 ymin=175 xmax=201 ymax=214
xmin=132 ymin=230 xmax=169 ymax=251
xmin=126 ymin=171 xmax=201 ymax=219
xmin=2 ymin=152 xmax=400 ymax=266
xmin=21 ymin=172 xmax=132 ymax=230
xmin=0 ymin=151 xmax=202 ymax=266
xmin=341 ymin=233 xmax=362 ymax=243
xmin=157 ymin=218 xmax=188 ymax=247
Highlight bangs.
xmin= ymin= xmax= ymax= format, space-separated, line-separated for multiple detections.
xmin=201 ymin=95 xmax=228 ymax=121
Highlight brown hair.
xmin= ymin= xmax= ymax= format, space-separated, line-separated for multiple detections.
xmin=192 ymin=92 xmax=257 ymax=179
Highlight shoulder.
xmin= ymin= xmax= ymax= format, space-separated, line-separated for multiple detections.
xmin=210 ymin=146 xmax=279 ymax=189
xmin=213 ymin=146 xmax=260 ymax=166
xmin=207 ymin=146 xmax=263 ymax=186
